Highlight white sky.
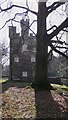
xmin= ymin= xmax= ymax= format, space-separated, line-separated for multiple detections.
xmin=0 ymin=0 xmax=67 ymax=46
xmin=0 ymin=0 xmax=38 ymax=45
xmin=0 ymin=0 xmax=67 ymax=68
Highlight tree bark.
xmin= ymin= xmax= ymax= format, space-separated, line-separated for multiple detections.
xmin=9 ymin=39 xmax=13 ymax=81
xmin=32 ymin=2 xmax=52 ymax=90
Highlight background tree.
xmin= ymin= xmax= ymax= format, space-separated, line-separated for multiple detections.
xmin=1 ymin=41 xmax=9 ymax=77
xmin=0 ymin=0 xmax=68 ymax=89
xmin=2 ymin=42 xmax=9 ymax=66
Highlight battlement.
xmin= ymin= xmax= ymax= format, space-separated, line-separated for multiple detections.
xmin=20 ymin=18 xmax=29 ymax=25
xmin=9 ymin=18 xmax=29 ymax=39
xmin=20 ymin=18 xmax=29 ymax=37
xmin=9 ymin=26 xmax=16 ymax=39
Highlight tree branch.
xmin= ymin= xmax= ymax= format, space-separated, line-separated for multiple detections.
xmin=0 ymin=4 xmax=38 ymax=15
xmin=56 ymin=46 xmax=68 ymax=49
xmin=51 ymin=40 xmax=68 ymax=46
xmin=47 ymin=2 xmax=65 ymax=16
xmin=48 ymin=17 xmax=68 ymax=40
xmin=48 ymin=49 xmax=53 ymax=63
xmin=47 ymin=25 xmax=57 ymax=32
xmin=0 ymin=14 xmax=36 ymax=36
xmin=63 ymin=28 xmax=68 ymax=32
xmin=50 ymin=44 xmax=68 ymax=59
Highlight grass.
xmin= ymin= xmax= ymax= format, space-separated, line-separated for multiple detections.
xmin=51 ymin=84 xmax=68 ymax=93
xmin=0 ymin=79 xmax=8 ymax=83
xmin=2 ymin=81 xmax=68 ymax=118
xmin=1 ymin=79 xmax=68 ymax=93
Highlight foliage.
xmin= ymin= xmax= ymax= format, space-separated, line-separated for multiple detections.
xmin=0 ymin=79 xmax=8 ymax=83
xmin=51 ymin=84 xmax=68 ymax=93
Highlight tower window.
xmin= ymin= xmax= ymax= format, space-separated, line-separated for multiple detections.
xmin=14 ymin=56 xmax=19 ymax=62
xmin=33 ymin=48 xmax=36 ymax=52
xmin=22 ymin=72 xmax=27 ymax=77
xmin=33 ymin=71 xmax=35 ymax=78
xmin=31 ymin=56 xmax=36 ymax=62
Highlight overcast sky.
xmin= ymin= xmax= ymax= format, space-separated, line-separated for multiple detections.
xmin=0 ymin=0 xmax=38 ymax=45
xmin=0 ymin=0 xmax=67 ymax=46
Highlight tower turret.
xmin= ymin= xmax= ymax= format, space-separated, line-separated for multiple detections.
xmin=9 ymin=26 xmax=16 ymax=39
xmin=20 ymin=18 xmax=29 ymax=37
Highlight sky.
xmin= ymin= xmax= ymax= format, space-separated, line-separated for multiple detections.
xmin=0 ymin=0 xmax=38 ymax=45
xmin=0 ymin=0 xmax=67 ymax=51
xmin=0 ymin=0 xmax=38 ymax=66
xmin=0 ymin=0 xmax=67 ymax=69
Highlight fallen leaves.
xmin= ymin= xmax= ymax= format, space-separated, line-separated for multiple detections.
xmin=1 ymin=85 xmax=68 ymax=118
xmin=1 ymin=87 xmax=36 ymax=118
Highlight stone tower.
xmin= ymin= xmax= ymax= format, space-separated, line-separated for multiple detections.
xmin=9 ymin=18 xmax=36 ymax=81
xmin=9 ymin=26 xmax=22 ymax=80
xmin=20 ymin=18 xmax=29 ymax=37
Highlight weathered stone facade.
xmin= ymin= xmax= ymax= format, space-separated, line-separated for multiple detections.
xmin=9 ymin=18 xmax=36 ymax=81
xmin=9 ymin=18 xmax=68 ymax=84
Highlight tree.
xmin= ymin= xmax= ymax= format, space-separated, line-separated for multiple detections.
xmin=0 ymin=0 xmax=68 ymax=89
xmin=33 ymin=2 xmax=50 ymax=89
xmin=32 ymin=1 xmax=68 ymax=89
xmin=1 ymin=42 xmax=9 ymax=67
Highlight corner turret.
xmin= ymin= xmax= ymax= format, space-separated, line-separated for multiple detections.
xmin=9 ymin=26 xmax=16 ymax=39
xmin=20 ymin=18 xmax=29 ymax=37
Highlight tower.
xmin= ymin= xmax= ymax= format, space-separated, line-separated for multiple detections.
xmin=20 ymin=18 xmax=29 ymax=37
xmin=9 ymin=26 xmax=22 ymax=80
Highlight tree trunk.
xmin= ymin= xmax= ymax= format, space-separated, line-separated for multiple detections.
xmin=32 ymin=2 xmax=52 ymax=90
xmin=9 ymin=39 xmax=13 ymax=81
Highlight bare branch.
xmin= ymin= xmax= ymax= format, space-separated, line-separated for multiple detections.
xmin=12 ymin=19 xmax=37 ymax=36
xmin=0 ymin=9 xmax=37 ymax=36
xmin=48 ymin=49 xmax=53 ymax=63
xmin=48 ymin=49 xmax=52 ymax=56
xmin=2 ymin=57 xmax=9 ymax=65
xmin=50 ymin=44 xmax=68 ymax=59
xmin=58 ymin=31 xmax=65 ymax=40
xmin=0 ymin=0 xmax=7 ymax=5
xmin=63 ymin=28 xmax=68 ymax=32
xmin=0 ymin=4 xmax=37 ymax=15
xmin=26 ymin=0 xmax=29 ymax=10
xmin=51 ymin=40 xmax=63 ymax=44
xmin=47 ymin=25 xmax=57 ymax=32
xmin=20 ymin=19 xmax=37 ymax=36
xmin=47 ymin=2 xmax=65 ymax=16
xmin=51 ymin=40 xmax=68 ymax=46
xmin=0 ymin=17 xmax=15 ymax=30
xmin=48 ymin=17 xmax=68 ymax=40
xmin=56 ymin=46 xmax=68 ymax=49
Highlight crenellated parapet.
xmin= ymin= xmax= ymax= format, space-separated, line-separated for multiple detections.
xmin=9 ymin=17 xmax=37 ymax=81
xmin=20 ymin=18 xmax=29 ymax=37
xmin=9 ymin=26 xmax=16 ymax=39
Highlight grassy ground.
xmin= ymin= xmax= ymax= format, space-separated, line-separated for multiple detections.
xmin=1 ymin=80 xmax=68 ymax=119
xmin=0 ymin=79 xmax=8 ymax=83
xmin=51 ymin=84 xmax=68 ymax=93
xmin=1 ymin=79 xmax=68 ymax=93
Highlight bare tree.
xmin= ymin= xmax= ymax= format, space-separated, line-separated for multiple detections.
xmin=32 ymin=2 xmax=68 ymax=89
xmin=0 ymin=43 xmax=2 ymax=78
xmin=1 ymin=42 xmax=9 ymax=66
xmin=0 ymin=0 xmax=68 ymax=89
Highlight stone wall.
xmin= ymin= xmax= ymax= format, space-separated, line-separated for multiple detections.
xmin=9 ymin=18 xmax=36 ymax=81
